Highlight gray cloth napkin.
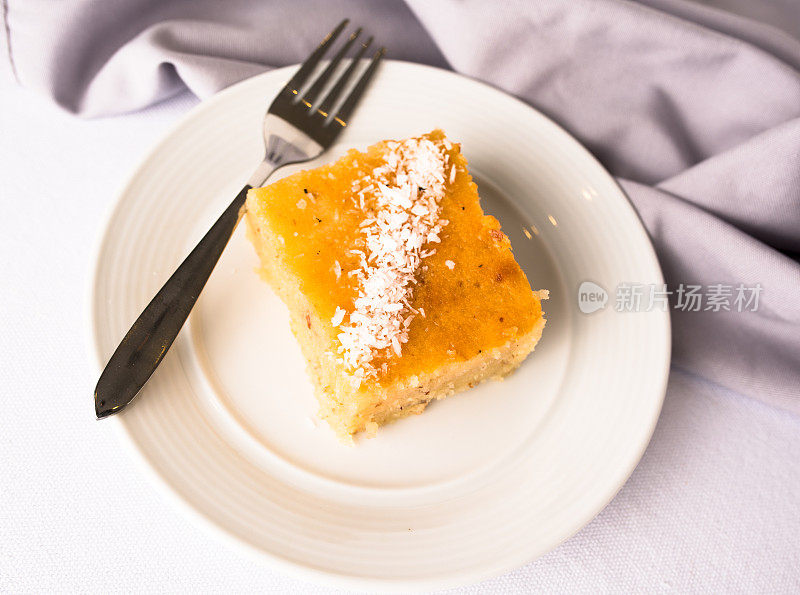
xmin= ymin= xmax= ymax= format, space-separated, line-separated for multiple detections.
xmin=4 ymin=0 xmax=798 ymax=413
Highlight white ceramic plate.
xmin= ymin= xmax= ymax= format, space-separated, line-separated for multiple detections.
xmin=90 ymin=61 xmax=670 ymax=591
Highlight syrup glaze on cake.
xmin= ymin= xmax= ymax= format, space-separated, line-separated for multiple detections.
xmin=245 ymin=130 xmax=546 ymax=439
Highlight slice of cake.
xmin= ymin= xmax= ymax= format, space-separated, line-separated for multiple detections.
xmin=245 ymin=130 xmax=546 ymax=440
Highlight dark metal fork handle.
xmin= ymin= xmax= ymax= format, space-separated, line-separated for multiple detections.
xmin=94 ymin=185 xmax=252 ymax=418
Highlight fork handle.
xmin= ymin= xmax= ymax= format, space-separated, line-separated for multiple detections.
xmin=94 ymin=184 xmax=253 ymax=418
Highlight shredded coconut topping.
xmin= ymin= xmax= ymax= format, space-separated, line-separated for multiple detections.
xmin=331 ymin=306 xmax=346 ymax=327
xmin=336 ymin=136 xmax=452 ymax=378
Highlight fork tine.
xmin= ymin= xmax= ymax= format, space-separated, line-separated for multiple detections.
xmin=318 ymin=36 xmax=372 ymax=116
xmin=282 ymin=19 xmax=349 ymax=97
xmin=330 ymin=47 xmax=385 ymax=127
xmin=301 ymin=28 xmax=361 ymax=107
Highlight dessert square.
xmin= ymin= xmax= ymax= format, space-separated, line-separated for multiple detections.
xmin=245 ymin=130 xmax=546 ymax=440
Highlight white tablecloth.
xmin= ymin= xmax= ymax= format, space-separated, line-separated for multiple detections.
xmin=1 ymin=69 xmax=799 ymax=593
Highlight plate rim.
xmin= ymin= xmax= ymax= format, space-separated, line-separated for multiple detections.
xmin=87 ymin=59 xmax=671 ymax=591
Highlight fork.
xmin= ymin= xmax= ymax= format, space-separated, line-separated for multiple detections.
xmin=94 ymin=19 xmax=384 ymax=419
